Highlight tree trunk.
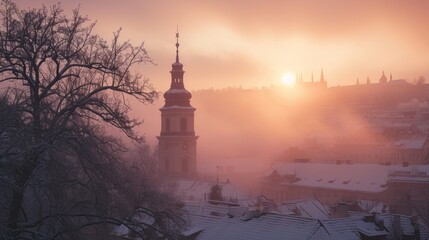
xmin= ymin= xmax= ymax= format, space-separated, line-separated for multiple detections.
xmin=7 ymin=154 xmax=38 ymax=230
xmin=7 ymin=190 xmax=24 ymax=229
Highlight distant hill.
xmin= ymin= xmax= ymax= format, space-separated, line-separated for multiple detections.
xmin=136 ymin=83 xmax=429 ymax=169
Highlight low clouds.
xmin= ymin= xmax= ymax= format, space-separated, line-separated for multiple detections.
xmin=13 ymin=0 xmax=429 ymax=88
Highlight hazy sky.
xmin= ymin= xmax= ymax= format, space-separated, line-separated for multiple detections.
xmin=13 ymin=0 xmax=429 ymax=90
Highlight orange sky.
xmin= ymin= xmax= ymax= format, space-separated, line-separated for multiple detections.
xmin=15 ymin=0 xmax=429 ymax=90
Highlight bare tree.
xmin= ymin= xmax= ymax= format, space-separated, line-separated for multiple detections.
xmin=0 ymin=1 xmax=183 ymax=239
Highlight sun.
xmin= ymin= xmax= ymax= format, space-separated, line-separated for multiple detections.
xmin=281 ymin=72 xmax=296 ymax=87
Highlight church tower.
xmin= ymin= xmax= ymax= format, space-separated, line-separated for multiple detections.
xmin=157 ymin=32 xmax=198 ymax=179
xmin=319 ymin=69 xmax=327 ymax=88
xmin=379 ymin=71 xmax=387 ymax=84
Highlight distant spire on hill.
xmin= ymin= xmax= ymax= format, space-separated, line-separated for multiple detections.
xmin=320 ymin=69 xmax=325 ymax=82
xmin=379 ymin=71 xmax=387 ymax=84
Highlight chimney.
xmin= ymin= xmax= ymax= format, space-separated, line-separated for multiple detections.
xmin=337 ymin=202 xmax=349 ymax=218
xmin=374 ymin=214 xmax=385 ymax=230
xmin=414 ymin=224 xmax=421 ymax=240
xmin=412 ymin=211 xmax=420 ymax=240
xmin=393 ymin=214 xmax=402 ymax=239
xmin=411 ymin=210 xmax=418 ymax=225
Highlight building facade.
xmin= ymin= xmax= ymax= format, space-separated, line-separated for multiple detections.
xmin=157 ymin=33 xmax=198 ymax=178
xmin=261 ymin=162 xmax=429 ymax=219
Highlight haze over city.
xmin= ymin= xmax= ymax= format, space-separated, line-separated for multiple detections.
xmin=13 ymin=0 xmax=429 ymax=157
xmin=1 ymin=1 xmax=429 ymax=239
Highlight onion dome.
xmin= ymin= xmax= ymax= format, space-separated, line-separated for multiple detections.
xmin=163 ymin=87 xmax=192 ymax=107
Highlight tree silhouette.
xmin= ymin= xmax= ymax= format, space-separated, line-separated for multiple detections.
xmin=0 ymin=1 xmax=183 ymax=239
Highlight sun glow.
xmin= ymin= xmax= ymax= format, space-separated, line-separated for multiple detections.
xmin=281 ymin=72 xmax=296 ymax=87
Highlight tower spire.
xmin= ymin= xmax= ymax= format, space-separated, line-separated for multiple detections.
xmin=320 ymin=69 xmax=325 ymax=82
xmin=175 ymin=27 xmax=180 ymax=63
xmin=165 ymin=30 xmax=189 ymax=106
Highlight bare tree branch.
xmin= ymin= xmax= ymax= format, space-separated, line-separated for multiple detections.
xmin=0 ymin=1 xmax=182 ymax=239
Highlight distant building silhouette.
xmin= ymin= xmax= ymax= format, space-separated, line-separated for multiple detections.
xmin=158 ymin=32 xmax=198 ymax=178
xmin=379 ymin=71 xmax=388 ymax=84
xmin=296 ymin=69 xmax=327 ymax=89
xmin=325 ymin=71 xmax=429 ymax=107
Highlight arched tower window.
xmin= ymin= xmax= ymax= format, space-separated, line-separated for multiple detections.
xmin=182 ymin=158 xmax=188 ymax=172
xmin=180 ymin=118 xmax=187 ymax=132
xmin=165 ymin=118 xmax=170 ymax=132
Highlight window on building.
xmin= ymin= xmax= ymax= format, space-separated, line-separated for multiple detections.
xmin=165 ymin=118 xmax=170 ymax=132
xmin=182 ymin=158 xmax=188 ymax=172
xmin=180 ymin=118 xmax=187 ymax=132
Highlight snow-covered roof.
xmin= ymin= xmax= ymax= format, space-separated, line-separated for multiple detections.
xmin=264 ymin=163 xmax=429 ymax=193
xmin=237 ymin=195 xmax=273 ymax=208
xmin=389 ymin=134 xmax=428 ymax=149
xmin=175 ymin=179 xmax=246 ymax=202
xmin=179 ymin=195 xmax=429 ymax=240
xmin=265 ymin=163 xmax=388 ymax=193
xmin=194 ymin=213 xmax=328 ymax=240
xmin=388 ymin=166 xmax=429 ymax=183
xmin=184 ymin=213 xmax=223 ymax=231
xmin=183 ymin=202 xmax=247 ymax=218
xmin=321 ymin=215 xmax=387 ymax=240
xmin=382 ymin=214 xmax=428 ymax=238
xmin=322 ymin=214 xmax=429 ymax=240
xmin=357 ymin=200 xmax=385 ymax=214
xmin=279 ymin=198 xmax=331 ymax=219
xmin=183 ymin=211 xmax=429 ymax=240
